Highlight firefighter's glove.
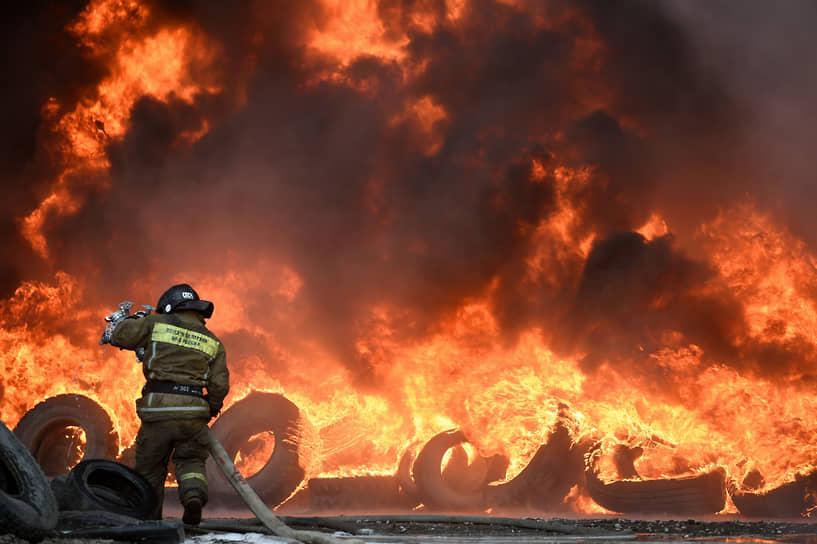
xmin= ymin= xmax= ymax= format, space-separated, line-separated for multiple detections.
xmin=205 ymin=396 xmax=222 ymax=419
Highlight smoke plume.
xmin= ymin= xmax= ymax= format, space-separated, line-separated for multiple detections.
xmin=4 ymin=0 xmax=817 ymax=392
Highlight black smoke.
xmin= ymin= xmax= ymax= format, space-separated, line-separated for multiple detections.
xmin=7 ymin=0 xmax=817 ymax=389
xmin=0 ymin=0 xmax=108 ymax=297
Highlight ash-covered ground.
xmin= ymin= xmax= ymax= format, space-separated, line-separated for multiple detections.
xmin=195 ymin=514 xmax=817 ymax=541
xmin=6 ymin=514 xmax=817 ymax=544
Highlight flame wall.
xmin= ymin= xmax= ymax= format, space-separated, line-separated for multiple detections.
xmin=2 ymin=0 xmax=817 ymax=507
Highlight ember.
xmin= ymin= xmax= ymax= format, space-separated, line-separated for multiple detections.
xmin=2 ymin=0 xmax=817 ymax=520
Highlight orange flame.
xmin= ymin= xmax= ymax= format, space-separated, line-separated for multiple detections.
xmin=21 ymin=0 xmax=221 ymax=260
xmin=6 ymin=0 xmax=817 ymax=517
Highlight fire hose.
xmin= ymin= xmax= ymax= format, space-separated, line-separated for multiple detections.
xmin=206 ymin=428 xmax=364 ymax=544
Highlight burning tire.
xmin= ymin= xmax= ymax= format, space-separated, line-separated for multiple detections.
xmin=13 ymin=394 xmax=118 ymax=477
xmin=53 ymin=459 xmax=157 ymax=520
xmin=411 ymin=429 xmax=507 ymax=511
xmin=585 ymin=445 xmax=727 ymax=515
xmin=486 ymin=420 xmax=592 ymax=511
xmin=396 ymin=444 xmax=421 ymax=506
xmin=730 ymin=470 xmax=817 ymax=518
xmin=308 ymin=475 xmax=412 ymax=512
xmin=206 ymin=391 xmax=305 ymax=507
xmin=0 ymin=420 xmax=58 ymax=542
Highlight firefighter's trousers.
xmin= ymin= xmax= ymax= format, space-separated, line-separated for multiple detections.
xmin=134 ymin=418 xmax=210 ymax=519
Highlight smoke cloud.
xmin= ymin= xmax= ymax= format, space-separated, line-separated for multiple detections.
xmin=4 ymin=0 xmax=817 ymax=390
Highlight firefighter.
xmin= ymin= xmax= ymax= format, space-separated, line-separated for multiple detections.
xmin=101 ymin=283 xmax=229 ymax=525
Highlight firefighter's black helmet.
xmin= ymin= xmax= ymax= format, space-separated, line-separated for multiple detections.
xmin=156 ymin=283 xmax=214 ymax=318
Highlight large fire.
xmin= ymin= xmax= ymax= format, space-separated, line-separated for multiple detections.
xmin=3 ymin=0 xmax=816 ymax=515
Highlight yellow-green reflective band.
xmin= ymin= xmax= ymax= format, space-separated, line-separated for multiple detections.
xmin=137 ymin=406 xmax=209 ymax=413
xmin=151 ymin=324 xmax=219 ymax=358
xmin=178 ymin=472 xmax=208 ymax=484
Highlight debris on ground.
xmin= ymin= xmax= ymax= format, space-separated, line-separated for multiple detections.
xmin=3 ymin=514 xmax=817 ymax=543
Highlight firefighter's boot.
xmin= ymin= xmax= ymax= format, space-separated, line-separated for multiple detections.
xmin=182 ymin=496 xmax=203 ymax=525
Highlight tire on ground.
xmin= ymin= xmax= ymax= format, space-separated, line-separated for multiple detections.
xmin=395 ymin=444 xmax=421 ymax=506
xmin=584 ymin=445 xmax=727 ymax=515
xmin=56 ymin=511 xmax=184 ymax=542
xmin=486 ymin=421 xmax=591 ymax=511
xmin=0 ymin=420 xmax=58 ymax=542
xmin=59 ymin=459 xmax=157 ymax=520
xmin=56 ymin=509 xmax=143 ymax=532
xmin=206 ymin=391 xmax=305 ymax=508
xmin=411 ymin=429 xmax=491 ymax=511
xmin=731 ymin=470 xmax=817 ymax=518
xmin=13 ymin=394 xmax=118 ymax=476
xmin=308 ymin=475 xmax=414 ymax=512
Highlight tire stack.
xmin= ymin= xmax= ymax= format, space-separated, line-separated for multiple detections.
xmin=0 ymin=420 xmax=58 ymax=541
xmin=49 ymin=459 xmax=157 ymax=519
xmin=7 ymin=393 xmax=159 ymax=539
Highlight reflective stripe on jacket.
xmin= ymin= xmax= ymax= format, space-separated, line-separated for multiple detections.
xmin=112 ymin=310 xmax=229 ymax=422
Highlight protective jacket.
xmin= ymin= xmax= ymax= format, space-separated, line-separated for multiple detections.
xmin=112 ymin=310 xmax=229 ymax=422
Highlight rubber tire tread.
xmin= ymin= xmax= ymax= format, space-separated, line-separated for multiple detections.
xmin=487 ymin=423 xmax=589 ymax=510
xmin=56 ymin=509 xmax=143 ymax=531
xmin=308 ymin=475 xmax=411 ymax=511
xmin=57 ymin=512 xmax=184 ymax=543
xmin=412 ymin=429 xmax=485 ymax=511
xmin=61 ymin=459 xmax=157 ymax=520
xmin=13 ymin=394 xmax=118 ymax=475
xmin=0 ymin=420 xmax=58 ymax=542
xmin=731 ymin=474 xmax=817 ymax=518
xmin=395 ymin=445 xmax=421 ymax=505
xmin=206 ymin=391 xmax=305 ymax=508
xmin=585 ymin=449 xmax=726 ymax=515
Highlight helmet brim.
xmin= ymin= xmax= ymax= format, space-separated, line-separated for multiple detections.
xmin=175 ymin=299 xmax=214 ymax=318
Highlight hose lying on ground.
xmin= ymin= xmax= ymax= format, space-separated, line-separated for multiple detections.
xmin=206 ymin=427 xmax=363 ymax=544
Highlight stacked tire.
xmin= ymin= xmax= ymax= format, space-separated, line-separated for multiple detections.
xmin=0 ymin=420 xmax=58 ymax=541
xmin=11 ymin=394 xmax=157 ymax=525
xmin=13 ymin=394 xmax=119 ymax=477
xmin=50 ymin=459 xmax=157 ymax=519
